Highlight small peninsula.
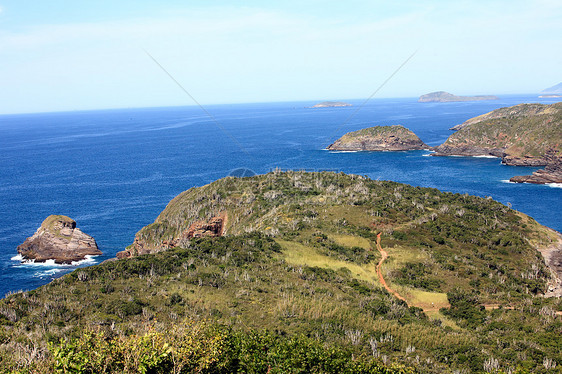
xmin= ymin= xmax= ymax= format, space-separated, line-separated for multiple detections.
xmin=327 ymin=125 xmax=428 ymax=151
xmin=432 ymin=102 xmax=562 ymax=170
xmin=310 ymin=101 xmax=352 ymax=108
xmin=16 ymin=215 xmax=101 ymax=264
xmin=418 ymin=91 xmax=498 ymax=103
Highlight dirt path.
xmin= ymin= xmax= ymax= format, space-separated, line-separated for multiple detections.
xmin=373 ymin=233 xmax=562 ymax=317
xmin=375 ymin=233 xmax=407 ymax=302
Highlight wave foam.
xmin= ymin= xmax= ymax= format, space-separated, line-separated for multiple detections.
xmin=33 ymin=268 xmax=64 ymax=278
xmin=547 ymin=183 xmax=562 ymax=189
xmin=473 ymin=155 xmax=498 ymax=159
xmin=12 ymin=255 xmax=100 ymax=267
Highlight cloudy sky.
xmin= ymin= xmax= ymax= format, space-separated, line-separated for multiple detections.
xmin=0 ymin=0 xmax=560 ymax=114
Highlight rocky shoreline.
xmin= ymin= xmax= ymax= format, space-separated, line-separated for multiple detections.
xmin=510 ymin=150 xmax=562 ymax=184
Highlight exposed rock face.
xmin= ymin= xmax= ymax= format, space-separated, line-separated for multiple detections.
xmin=327 ymin=125 xmax=428 ymax=151
xmin=17 ymin=215 xmax=101 ymax=264
xmin=116 ymin=212 xmax=227 ymax=259
xmin=186 ymin=215 xmax=226 ymax=238
xmin=510 ymin=149 xmax=562 ymax=184
xmin=418 ymin=91 xmax=498 ymax=103
xmin=432 ymin=102 xmax=562 ymax=167
xmin=310 ymin=101 xmax=352 ymax=108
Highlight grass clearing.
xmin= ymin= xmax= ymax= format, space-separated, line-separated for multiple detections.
xmin=378 ymin=245 xmax=450 ymax=310
xmin=424 ymin=310 xmax=460 ymax=330
xmin=277 ymin=239 xmax=381 ymax=287
xmin=328 ymin=234 xmax=371 ymax=250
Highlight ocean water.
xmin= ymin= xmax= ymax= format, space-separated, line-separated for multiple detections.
xmin=0 ymin=95 xmax=560 ymax=297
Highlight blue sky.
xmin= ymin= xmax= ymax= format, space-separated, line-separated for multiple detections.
xmin=0 ymin=0 xmax=560 ymax=114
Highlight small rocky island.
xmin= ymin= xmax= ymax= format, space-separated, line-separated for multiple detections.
xmin=310 ymin=101 xmax=352 ymax=108
xmin=17 ymin=215 xmax=101 ymax=264
xmin=418 ymin=91 xmax=498 ymax=103
xmin=327 ymin=125 xmax=428 ymax=151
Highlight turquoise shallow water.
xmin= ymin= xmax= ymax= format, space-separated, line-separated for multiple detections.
xmin=0 ymin=95 xmax=560 ymax=297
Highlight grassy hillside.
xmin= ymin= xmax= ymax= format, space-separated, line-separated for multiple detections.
xmin=437 ymin=102 xmax=562 ymax=159
xmin=1 ymin=172 xmax=561 ymax=373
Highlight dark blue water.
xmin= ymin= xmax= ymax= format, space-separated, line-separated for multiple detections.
xmin=1 ymin=95 xmax=560 ymax=297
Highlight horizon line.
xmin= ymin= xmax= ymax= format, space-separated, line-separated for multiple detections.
xmin=0 ymin=92 xmax=552 ymax=116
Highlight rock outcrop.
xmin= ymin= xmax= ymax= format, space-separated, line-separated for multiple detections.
xmin=510 ymin=149 xmax=562 ymax=184
xmin=310 ymin=101 xmax=352 ymax=108
xmin=432 ymin=102 xmax=562 ymax=167
xmin=17 ymin=215 xmax=101 ymax=264
xmin=117 ymin=212 xmax=227 ymax=259
xmin=418 ymin=91 xmax=498 ymax=103
xmin=327 ymin=125 xmax=428 ymax=151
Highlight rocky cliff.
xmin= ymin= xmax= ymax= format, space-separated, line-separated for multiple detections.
xmin=418 ymin=91 xmax=498 ymax=103
xmin=16 ymin=215 xmax=101 ymax=264
xmin=117 ymin=212 xmax=227 ymax=259
xmin=432 ymin=102 xmax=562 ymax=169
xmin=510 ymin=149 xmax=562 ymax=184
xmin=327 ymin=125 xmax=427 ymax=151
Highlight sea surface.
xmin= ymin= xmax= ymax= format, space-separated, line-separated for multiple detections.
xmin=0 ymin=95 xmax=560 ymax=297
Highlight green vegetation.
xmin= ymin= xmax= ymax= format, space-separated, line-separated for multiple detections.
xmin=1 ymin=171 xmax=561 ymax=373
xmin=41 ymin=215 xmax=75 ymax=238
xmin=441 ymin=102 xmax=562 ymax=158
xmin=337 ymin=125 xmax=420 ymax=141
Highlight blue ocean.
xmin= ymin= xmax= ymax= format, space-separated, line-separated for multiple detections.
xmin=1 ymin=95 xmax=560 ymax=297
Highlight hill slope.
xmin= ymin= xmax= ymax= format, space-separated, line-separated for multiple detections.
xmin=542 ymin=82 xmax=562 ymax=94
xmin=1 ymin=172 xmax=561 ymax=373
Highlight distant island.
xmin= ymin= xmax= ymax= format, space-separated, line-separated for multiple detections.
xmin=541 ymin=82 xmax=562 ymax=95
xmin=418 ymin=91 xmax=498 ymax=103
xmin=310 ymin=101 xmax=352 ymax=108
xmin=327 ymin=125 xmax=428 ymax=151
xmin=432 ymin=102 xmax=562 ymax=183
xmin=539 ymin=94 xmax=562 ymax=98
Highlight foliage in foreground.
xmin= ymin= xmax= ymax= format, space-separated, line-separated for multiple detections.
xmin=7 ymin=321 xmax=413 ymax=374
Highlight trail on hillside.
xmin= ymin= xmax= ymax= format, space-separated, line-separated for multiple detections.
xmin=373 ymin=234 xmax=562 ymax=317
xmin=375 ymin=233 xmax=407 ymax=302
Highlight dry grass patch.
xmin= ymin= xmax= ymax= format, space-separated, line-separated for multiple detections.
xmin=277 ymin=239 xmax=381 ymax=287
